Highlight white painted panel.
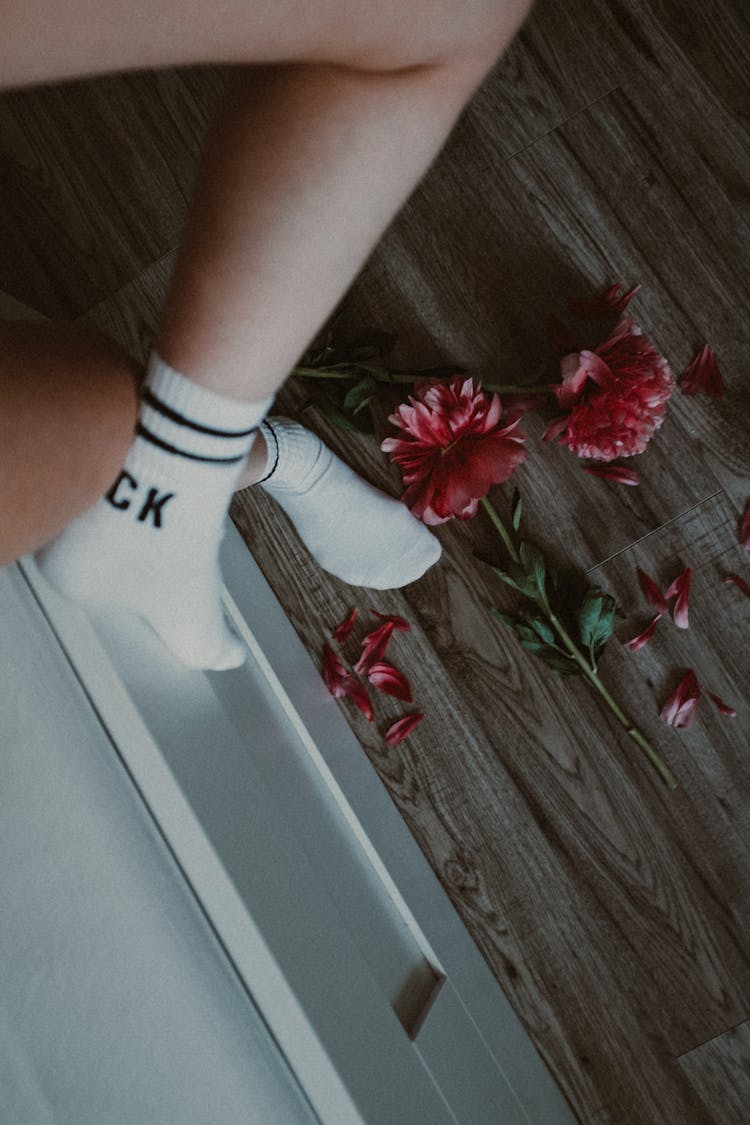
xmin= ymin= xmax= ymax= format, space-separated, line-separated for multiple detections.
xmin=0 ymin=565 xmax=317 ymax=1125
xmin=16 ymin=518 xmax=576 ymax=1125
xmin=20 ymin=560 xmax=456 ymax=1124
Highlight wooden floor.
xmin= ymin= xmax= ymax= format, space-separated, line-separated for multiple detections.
xmin=3 ymin=1 xmax=750 ymax=1121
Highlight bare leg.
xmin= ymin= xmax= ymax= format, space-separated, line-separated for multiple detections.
xmin=156 ymin=58 xmax=515 ymax=400
xmin=5 ymin=0 xmax=533 ymax=665
xmin=0 ymin=321 xmax=139 ymax=565
xmin=4 ymin=0 xmax=532 ymax=407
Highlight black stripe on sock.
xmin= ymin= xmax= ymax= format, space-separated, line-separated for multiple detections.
xmin=255 ymin=420 xmax=280 ymax=483
xmin=142 ymin=387 xmax=259 ymax=439
xmin=136 ymin=422 xmax=247 ymax=465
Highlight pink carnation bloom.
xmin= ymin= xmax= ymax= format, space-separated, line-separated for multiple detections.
xmin=543 ymin=318 xmax=674 ymax=460
xmin=381 ymin=376 xmax=527 ymax=525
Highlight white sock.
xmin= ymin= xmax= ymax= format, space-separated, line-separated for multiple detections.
xmin=253 ymin=417 xmax=441 ymax=588
xmin=36 ymin=352 xmax=274 ymax=670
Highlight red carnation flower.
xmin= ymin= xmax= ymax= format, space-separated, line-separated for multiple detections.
xmin=542 ymin=318 xmax=674 ymax=461
xmin=381 ymin=375 xmax=527 ymax=525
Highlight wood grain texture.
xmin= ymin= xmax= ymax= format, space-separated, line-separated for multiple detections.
xmin=4 ymin=1 xmax=750 ymax=1121
xmin=678 ymin=1019 xmax=750 ymax=1125
xmin=0 ymin=68 xmax=224 ymax=317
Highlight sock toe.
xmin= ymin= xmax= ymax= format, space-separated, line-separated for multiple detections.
xmin=150 ymin=609 xmax=246 ymax=671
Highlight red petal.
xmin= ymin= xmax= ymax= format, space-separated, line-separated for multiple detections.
xmin=354 ymin=621 xmax=396 ymax=675
xmin=705 ymin=689 xmax=737 ymax=718
xmin=741 ymin=498 xmax=750 ymax=551
xmin=370 ymin=610 xmax=411 ymax=631
xmin=503 ymin=393 xmax=549 ymax=425
xmin=346 ymin=678 xmax=375 ymax=722
xmin=367 ymin=661 xmax=413 ymax=702
xmin=625 ymin=613 xmax=662 ymax=652
xmin=679 ymin=344 xmax=725 ymax=398
xmin=322 ymin=643 xmax=351 ymax=698
xmin=541 ymin=415 xmax=570 ymax=443
xmin=660 ymin=670 xmax=701 ymax=729
xmin=724 ymin=574 xmax=750 ymax=598
xmin=584 ymin=464 xmax=641 ymax=486
xmin=332 ymin=607 xmax=358 ymax=642
xmin=385 ymin=712 xmax=425 ymax=747
xmin=569 ymin=282 xmax=641 ymax=319
xmin=322 ymin=643 xmax=374 ymax=720
xmin=636 ymin=567 xmax=669 ymax=614
xmin=664 ymin=567 xmax=691 ymax=629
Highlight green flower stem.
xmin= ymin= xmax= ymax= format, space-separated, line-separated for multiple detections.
xmin=292 ymin=364 xmax=554 ymax=397
xmin=546 ymin=609 xmax=678 ymax=791
xmin=480 ymin=496 xmax=520 ymax=563
xmin=482 ymin=497 xmax=678 ymax=791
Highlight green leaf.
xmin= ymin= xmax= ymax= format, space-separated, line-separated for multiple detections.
xmin=511 ymin=489 xmax=523 ymax=532
xmin=518 ymin=637 xmax=548 ymax=654
xmin=519 ymin=541 xmax=546 ymax=597
xmin=490 ymin=609 xmax=517 ymax=629
xmin=491 ymin=568 xmax=523 ymax=593
xmin=578 ymin=588 xmax=617 ymax=650
xmin=343 ymin=375 xmax=378 ymax=414
xmin=539 ymin=650 xmax=583 ymax=676
xmin=527 ymin=617 xmax=556 ymax=645
xmin=519 ymin=642 xmax=582 ymax=675
xmin=546 ymin=652 xmax=584 ymax=675
xmin=484 ymin=560 xmax=538 ymax=600
xmin=320 ymin=399 xmax=359 ymax=431
xmin=578 ymin=589 xmax=604 ymax=648
xmin=592 ymin=598 xmax=616 ymax=648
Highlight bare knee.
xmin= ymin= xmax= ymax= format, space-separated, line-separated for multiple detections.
xmin=326 ymin=0 xmax=535 ymax=75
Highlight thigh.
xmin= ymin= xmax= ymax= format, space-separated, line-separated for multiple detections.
xmin=1 ymin=0 xmax=531 ymax=91
xmin=0 ymin=321 xmax=138 ymax=564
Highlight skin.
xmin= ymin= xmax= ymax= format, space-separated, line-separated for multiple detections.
xmin=0 ymin=0 xmax=533 ymax=561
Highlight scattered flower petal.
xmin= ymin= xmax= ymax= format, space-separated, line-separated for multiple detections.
xmin=664 ymin=567 xmax=691 ymax=629
xmin=385 ymin=712 xmax=425 ymax=746
xmin=724 ymin=574 xmax=750 ymax=599
xmin=541 ymin=415 xmax=570 ymax=443
xmin=679 ymin=345 xmax=725 ymax=398
xmin=626 ymin=613 xmax=662 ymax=652
xmin=551 ymin=319 xmax=673 ymax=460
xmin=367 ymin=661 xmax=413 ymax=702
xmin=381 ymin=375 xmax=527 ymax=524
xmin=322 ymin=643 xmax=352 ymax=698
xmin=705 ymin=689 xmax=737 ymax=718
xmin=636 ymin=567 xmax=670 ymax=614
xmin=322 ymin=643 xmax=374 ymax=721
xmin=741 ymin=498 xmax=750 ymax=551
xmin=332 ymin=607 xmax=358 ymax=642
xmin=346 ymin=679 xmax=376 ymax=722
xmin=503 ymin=393 xmax=549 ymax=425
xmin=584 ymin=464 xmax=641 ymax=486
xmin=370 ymin=610 xmax=410 ymax=631
xmin=546 ymin=312 xmax=578 ymax=355
xmin=568 ymin=282 xmax=641 ymax=319
xmin=660 ymin=670 xmax=701 ymax=729
xmin=354 ymin=621 xmax=396 ymax=675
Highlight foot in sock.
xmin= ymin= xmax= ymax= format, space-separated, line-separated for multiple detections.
xmin=242 ymin=417 xmax=441 ymax=589
xmin=36 ymin=352 xmax=274 ymax=671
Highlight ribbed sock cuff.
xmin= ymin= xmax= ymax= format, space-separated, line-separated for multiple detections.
xmin=141 ymin=352 xmax=275 ymax=467
xmin=257 ymin=417 xmax=328 ymax=492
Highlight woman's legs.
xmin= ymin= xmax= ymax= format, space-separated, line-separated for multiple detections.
xmin=0 ymin=321 xmax=139 ymax=566
xmin=4 ymin=0 xmax=533 ymax=666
